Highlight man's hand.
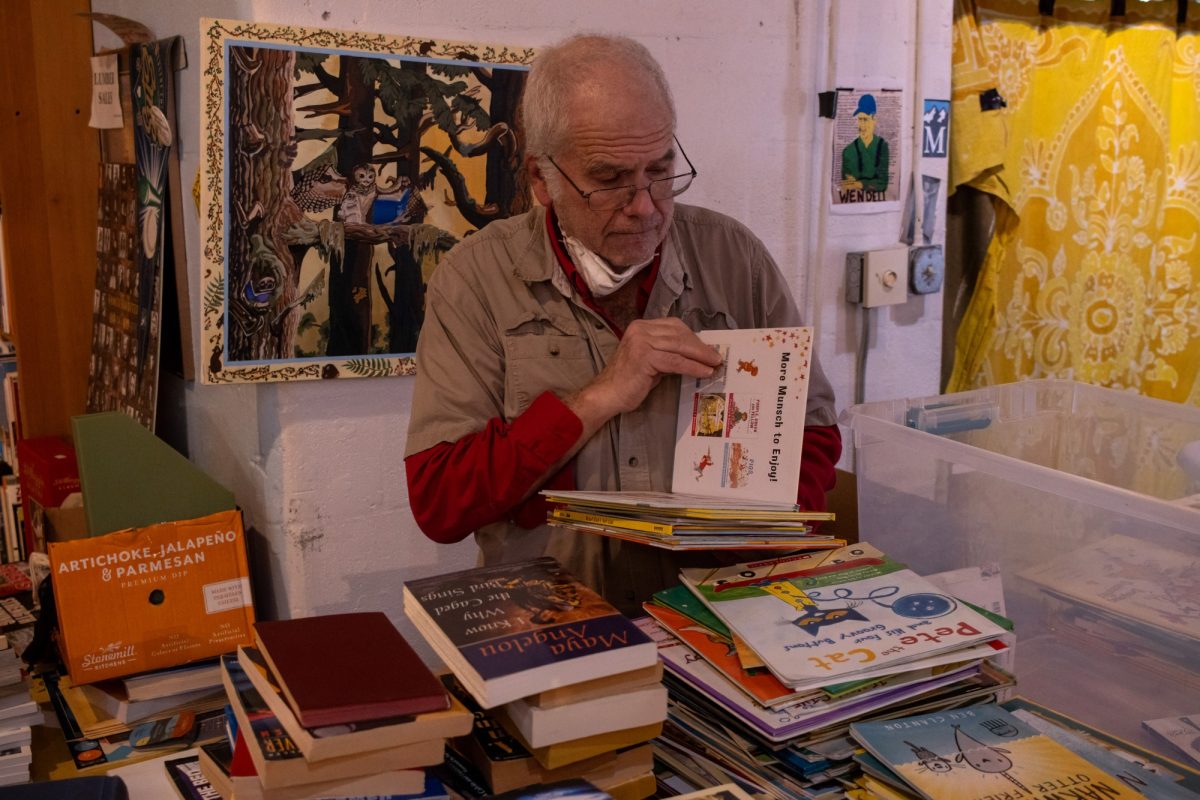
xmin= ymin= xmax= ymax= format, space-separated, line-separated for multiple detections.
xmin=566 ymin=318 xmax=723 ymax=437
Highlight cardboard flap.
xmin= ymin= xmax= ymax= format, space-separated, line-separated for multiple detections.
xmin=71 ymin=412 xmax=235 ymax=536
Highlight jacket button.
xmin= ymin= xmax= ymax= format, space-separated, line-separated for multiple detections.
xmin=549 ymin=344 xmax=560 ymax=356
xmin=627 ymin=456 xmax=638 ymax=467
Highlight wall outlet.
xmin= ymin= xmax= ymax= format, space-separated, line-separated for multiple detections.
xmin=847 ymin=248 xmax=908 ymax=307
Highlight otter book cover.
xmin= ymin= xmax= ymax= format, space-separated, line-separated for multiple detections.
xmin=850 ymin=705 xmax=1147 ymax=800
xmin=404 ymin=558 xmax=656 ymax=709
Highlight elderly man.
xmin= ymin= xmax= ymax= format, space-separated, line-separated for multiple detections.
xmin=405 ymin=34 xmax=841 ymax=613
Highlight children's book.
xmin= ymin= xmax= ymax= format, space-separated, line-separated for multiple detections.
xmin=545 ymin=326 xmax=818 ymax=513
xmin=1011 ymin=709 xmax=1195 ymax=800
xmin=637 ymin=616 xmax=1003 ymax=745
xmin=678 ymin=544 xmax=1007 ymax=689
xmin=403 ymin=557 xmax=656 ymax=709
xmin=1019 ymin=533 xmax=1200 ymax=641
xmin=850 ymin=704 xmax=1149 ymax=800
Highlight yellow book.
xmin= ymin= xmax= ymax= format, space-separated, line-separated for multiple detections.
xmin=549 ymin=509 xmax=673 ymax=536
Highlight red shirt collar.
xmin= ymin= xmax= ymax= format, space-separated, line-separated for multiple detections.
xmin=545 ymin=209 xmax=660 ymax=337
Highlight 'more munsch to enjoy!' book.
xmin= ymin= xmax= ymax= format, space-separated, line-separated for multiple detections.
xmin=544 ymin=327 xmax=822 ymax=519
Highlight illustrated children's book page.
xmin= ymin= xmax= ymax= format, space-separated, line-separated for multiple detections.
xmin=672 ymin=327 xmax=813 ymax=506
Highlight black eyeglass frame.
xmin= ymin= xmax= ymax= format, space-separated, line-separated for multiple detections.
xmin=546 ymin=136 xmax=698 ymax=212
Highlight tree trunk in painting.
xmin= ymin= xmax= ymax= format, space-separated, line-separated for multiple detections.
xmin=227 ymin=46 xmax=306 ymax=362
xmin=327 ymin=56 xmax=377 ymax=357
xmin=484 ymin=67 xmax=530 ymax=218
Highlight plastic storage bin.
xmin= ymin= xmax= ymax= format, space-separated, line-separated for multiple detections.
xmin=842 ymin=379 xmax=1200 ymax=755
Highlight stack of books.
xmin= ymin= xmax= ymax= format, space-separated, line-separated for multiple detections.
xmin=0 ymin=636 xmax=35 ymax=786
xmin=70 ymin=660 xmax=226 ymax=736
xmin=200 ymin=611 xmax=473 ymax=800
xmin=641 ymin=543 xmax=1017 ymax=797
xmin=544 ymin=490 xmax=840 ymax=552
xmin=404 ymin=557 xmax=665 ymax=800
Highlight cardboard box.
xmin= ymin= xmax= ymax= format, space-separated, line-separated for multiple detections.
xmin=16 ymin=436 xmax=81 ymax=556
xmin=49 ymin=508 xmax=256 ymax=685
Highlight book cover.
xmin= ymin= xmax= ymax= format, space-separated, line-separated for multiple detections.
xmin=679 ymin=544 xmax=1006 ymax=688
xmin=850 ymin=705 xmax=1148 ymax=800
xmin=254 ymin=611 xmax=448 ymax=728
xmin=163 ymin=752 xmax=216 ymax=800
xmin=641 ymin=602 xmax=808 ymax=709
xmin=1019 ymin=533 xmax=1200 ymax=641
xmin=238 ymin=646 xmax=472 ymax=763
xmin=404 ymin=557 xmax=655 ymax=708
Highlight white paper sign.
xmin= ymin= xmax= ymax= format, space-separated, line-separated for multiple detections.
xmin=89 ymin=54 xmax=123 ymax=129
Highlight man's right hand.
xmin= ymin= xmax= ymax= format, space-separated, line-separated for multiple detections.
xmin=566 ymin=318 xmax=723 ymax=437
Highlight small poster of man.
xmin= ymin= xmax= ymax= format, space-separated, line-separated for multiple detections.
xmin=832 ymin=89 xmax=903 ymax=210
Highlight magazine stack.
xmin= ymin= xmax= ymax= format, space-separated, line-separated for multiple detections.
xmin=405 ymin=557 xmax=665 ymax=800
xmin=640 ymin=542 xmax=1021 ymax=798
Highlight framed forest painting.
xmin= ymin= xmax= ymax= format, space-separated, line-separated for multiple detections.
xmin=199 ymin=19 xmax=534 ymax=383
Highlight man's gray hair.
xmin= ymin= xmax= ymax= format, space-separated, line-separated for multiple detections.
xmin=521 ymin=34 xmax=676 ymax=159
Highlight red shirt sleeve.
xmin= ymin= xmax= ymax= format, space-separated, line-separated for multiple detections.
xmin=795 ymin=424 xmax=842 ymax=512
xmin=405 ymin=392 xmax=582 ymax=544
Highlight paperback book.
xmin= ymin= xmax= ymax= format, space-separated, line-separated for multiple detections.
xmin=850 ymin=704 xmax=1148 ymax=800
xmin=679 ymin=544 xmax=1007 ymax=689
xmin=403 ymin=557 xmax=656 ymax=709
xmin=544 ymin=326 xmax=828 ymax=524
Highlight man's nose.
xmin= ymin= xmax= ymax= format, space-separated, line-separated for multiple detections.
xmin=622 ymin=184 xmax=657 ymax=216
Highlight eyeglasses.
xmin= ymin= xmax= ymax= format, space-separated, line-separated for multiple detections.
xmin=547 ymin=136 xmax=698 ymax=212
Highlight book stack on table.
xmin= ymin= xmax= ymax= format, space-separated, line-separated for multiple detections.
xmin=638 ymin=542 xmax=1020 ymax=798
xmin=0 ymin=635 xmax=38 ymax=787
xmin=404 ymin=557 xmax=665 ymax=800
xmin=200 ymin=612 xmax=472 ymax=800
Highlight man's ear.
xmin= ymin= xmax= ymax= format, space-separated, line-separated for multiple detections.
xmin=526 ymin=154 xmax=554 ymax=207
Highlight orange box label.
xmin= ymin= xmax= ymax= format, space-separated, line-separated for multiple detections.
xmin=49 ymin=508 xmax=255 ymax=684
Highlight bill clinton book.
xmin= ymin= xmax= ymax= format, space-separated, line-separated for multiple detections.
xmin=850 ymin=704 xmax=1148 ymax=800
xmin=404 ymin=558 xmax=656 ymax=709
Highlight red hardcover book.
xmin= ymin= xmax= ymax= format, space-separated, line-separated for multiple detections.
xmin=16 ymin=436 xmax=80 ymax=556
xmin=254 ymin=612 xmax=449 ymax=728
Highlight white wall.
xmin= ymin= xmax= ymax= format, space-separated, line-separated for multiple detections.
xmin=90 ymin=0 xmax=951 ymax=649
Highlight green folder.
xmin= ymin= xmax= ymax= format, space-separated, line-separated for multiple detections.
xmin=71 ymin=411 xmax=236 ymax=536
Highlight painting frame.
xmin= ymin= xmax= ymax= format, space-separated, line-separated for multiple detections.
xmin=199 ymin=18 xmax=535 ymax=384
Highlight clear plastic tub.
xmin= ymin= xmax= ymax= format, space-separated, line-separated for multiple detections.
xmin=842 ymin=379 xmax=1200 ymax=755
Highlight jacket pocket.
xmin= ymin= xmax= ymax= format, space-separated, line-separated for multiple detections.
xmin=503 ymin=320 xmax=596 ymax=418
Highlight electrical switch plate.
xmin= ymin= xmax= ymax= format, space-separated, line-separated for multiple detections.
xmin=859 ymin=247 xmax=909 ymax=307
xmin=910 ymin=245 xmax=945 ymax=294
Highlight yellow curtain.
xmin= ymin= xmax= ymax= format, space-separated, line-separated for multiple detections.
xmin=947 ymin=0 xmax=1200 ymax=406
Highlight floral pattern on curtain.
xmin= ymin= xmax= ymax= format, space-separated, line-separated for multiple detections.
xmin=947 ymin=0 xmax=1200 ymax=406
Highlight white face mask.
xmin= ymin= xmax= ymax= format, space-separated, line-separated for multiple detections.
xmin=562 ymin=235 xmax=653 ymax=297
